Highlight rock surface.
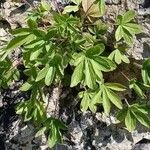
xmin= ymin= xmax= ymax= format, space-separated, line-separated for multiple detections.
xmin=0 ymin=0 xmax=150 ymax=150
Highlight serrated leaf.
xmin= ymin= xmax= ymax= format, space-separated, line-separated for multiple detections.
xmin=129 ymin=79 xmax=146 ymax=99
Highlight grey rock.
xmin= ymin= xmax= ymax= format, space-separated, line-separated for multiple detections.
xmin=105 ymin=0 xmax=121 ymax=5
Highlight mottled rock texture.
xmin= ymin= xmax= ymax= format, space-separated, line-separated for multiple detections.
xmin=0 ymin=0 xmax=150 ymax=150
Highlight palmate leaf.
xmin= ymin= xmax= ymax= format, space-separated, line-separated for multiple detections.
xmin=46 ymin=118 xmax=67 ymax=148
xmin=115 ymin=10 xmax=142 ymax=44
xmin=79 ymin=90 xmax=98 ymax=113
xmin=101 ymin=83 xmax=124 ymax=114
xmin=71 ymin=44 xmax=116 ymax=89
xmin=117 ymin=104 xmax=150 ymax=132
xmin=129 ymin=79 xmax=146 ymax=99
xmin=109 ymin=49 xmax=130 ymax=64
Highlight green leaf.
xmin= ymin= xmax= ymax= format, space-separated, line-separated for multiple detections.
xmin=132 ymin=110 xmax=150 ymax=128
xmin=142 ymin=58 xmax=150 ymax=85
xmin=86 ymin=44 xmax=105 ymax=57
xmin=45 ymin=67 xmax=55 ymax=86
xmin=5 ymin=35 xmax=30 ymax=51
xmin=117 ymin=107 xmax=128 ymax=122
xmin=85 ymin=59 xmax=96 ymax=89
xmin=123 ymin=23 xmax=142 ymax=34
xmin=27 ymin=19 xmax=38 ymax=29
xmin=105 ymin=83 xmax=126 ymax=91
xmin=129 ymin=79 xmax=146 ymax=99
xmin=122 ymin=28 xmax=133 ymax=44
xmin=35 ymin=127 xmax=47 ymax=137
xmin=36 ymin=65 xmax=49 ymax=82
xmin=103 ymin=88 xmax=111 ymax=115
xmin=11 ymin=28 xmax=31 ymax=36
xmin=98 ymin=0 xmax=106 ymax=16
xmin=63 ymin=5 xmax=79 ymax=14
xmin=105 ymin=88 xmax=123 ymax=109
xmin=122 ymin=10 xmax=136 ymax=23
xmin=71 ymin=62 xmax=84 ymax=87
xmin=115 ymin=26 xmax=123 ymax=41
xmin=20 ymin=82 xmax=32 ymax=91
xmin=125 ymin=109 xmax=136 ymax=132
xmin=81 ymin=92 xmax=90 ymax=112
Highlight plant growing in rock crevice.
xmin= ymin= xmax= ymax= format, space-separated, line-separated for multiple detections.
xmin=0 ymin=0 xmax=150 ymax=148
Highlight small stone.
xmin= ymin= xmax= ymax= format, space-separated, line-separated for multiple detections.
xmin=3 ymin=2 xmax=11 ymax=9
xmin=0 ymin=28 xmax=7 ymax=37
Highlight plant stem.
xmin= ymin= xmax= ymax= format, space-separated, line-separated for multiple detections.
xmin=121 ymin=71 xmax=130 ymax=81
xmin=125 ymin=98 xmax=130 ymax=106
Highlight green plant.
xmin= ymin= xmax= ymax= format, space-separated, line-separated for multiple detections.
xmin=0 ymin=0 xmax=150 ymax=148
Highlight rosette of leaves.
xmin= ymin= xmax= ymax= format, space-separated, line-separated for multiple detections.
xmin=79 ymin=82 xmax=126 ymax=114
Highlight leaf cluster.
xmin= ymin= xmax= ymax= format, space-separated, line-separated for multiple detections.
xmin=0 ymin=0 xmax=149 ymax=148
